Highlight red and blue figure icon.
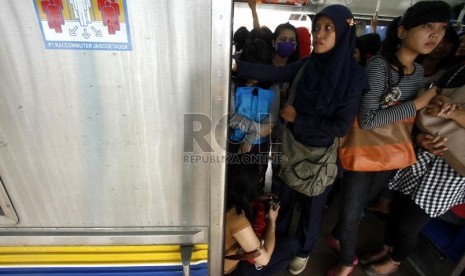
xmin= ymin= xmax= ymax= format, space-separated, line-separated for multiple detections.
xmin=34 ymin=0 xmax=131 ymax=50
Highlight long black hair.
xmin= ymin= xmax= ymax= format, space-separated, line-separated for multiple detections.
xmin=226 ymin=164 xmax=263 ymax=222
xmin=236 ymin=39 xmax=273 ymax=89
xmin=381 ymin=1 xmax=451 ymax=83
xmin=357 ymin=33 xmax=381 ymax=67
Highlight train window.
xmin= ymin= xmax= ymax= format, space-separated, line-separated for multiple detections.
xmin=0 ymin=177 xmax=18 ymax=225
xmin=289 ymin=14 xmax=301 ymax=20
xmin=289 ymin=13 xmax=312 ymax=31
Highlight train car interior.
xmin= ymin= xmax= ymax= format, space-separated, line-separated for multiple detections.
xmin=232 ymin=1 xmax=465 ymax=275
xmin=0 ymin=0 xmax=464 ymax=275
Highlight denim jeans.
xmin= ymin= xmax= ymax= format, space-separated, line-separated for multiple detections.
xmin=336 ymin=170 xmax=397 ymax=266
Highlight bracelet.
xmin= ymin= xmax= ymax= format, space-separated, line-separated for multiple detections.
xmin=256 ymin=239 xmax=264 ymax=255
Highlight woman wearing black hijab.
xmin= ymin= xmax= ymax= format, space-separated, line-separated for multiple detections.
xmin=235 ymin=5 xmax=369 ymax=275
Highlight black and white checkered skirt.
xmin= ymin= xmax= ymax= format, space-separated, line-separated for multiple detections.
xmin=389 ymin=149 xmax=465 ymax=217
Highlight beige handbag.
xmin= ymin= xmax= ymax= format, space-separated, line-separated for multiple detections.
xmin=416 ymin=85 xmax=465 ymax=176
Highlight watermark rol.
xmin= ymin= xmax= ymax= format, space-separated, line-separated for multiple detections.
xmin=183 ymin=113 xmax=282 ymax=164
xmin=183 ymin=152 xmax=283 ymax=164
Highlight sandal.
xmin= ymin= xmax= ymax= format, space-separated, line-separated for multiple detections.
xmin=359 ymin=246 xmax=392 ymax=265
xmin=326 ymin=235 xmax=359 ymax=266
xmin=364 ymin=258 xmax=400 ymax=276
xmin=326 ymin=264 xmax=353 ymax=276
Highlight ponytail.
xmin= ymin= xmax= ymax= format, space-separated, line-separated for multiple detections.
xmin=380 ymin=16 xmax=404 ymax=84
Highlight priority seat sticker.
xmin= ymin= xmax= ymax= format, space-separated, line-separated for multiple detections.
xmin=33 ymin=0 xmax=132 ymax=51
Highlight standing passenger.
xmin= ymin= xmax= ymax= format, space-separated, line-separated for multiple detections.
xmin=455 ymin=32 xmax=465 ymax=65
xmin=228 ymin=39 xmax=279 ymax=176
xmin=235 ymin=5 xmax=369 ymax=275
xmin=366 ymin=23 xmax=459 ymax=216
xmin=271 ymin=22 xmax=299 ymax=102
xmin=326 ymin=2 xmax=451 ymax=276
xmin=417 ymin=24 xmax=460 ymax=85
xmin=364 ymin=63 xmax=465 ymax=276
xmin=233 ymin=26 xmax=250 ymax=58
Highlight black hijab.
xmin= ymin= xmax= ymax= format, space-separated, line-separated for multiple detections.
xmin=297 ymin=5 xmax=366 ymax=112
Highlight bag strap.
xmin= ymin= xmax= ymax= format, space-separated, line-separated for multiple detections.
xmin=224 ymin=249 xmax=261 ymax=260
xmin=277 ymin=60 xmax=309 ymax=135
xmin=445 ymin=64 xmax=465 ymax=88
xmin=382 ymin=57 xmax=393 ymax=94
xmin=286 ymin=60 xmax=309 ymax=105
xmin=225 ymin=240 xmax=264 ymax=260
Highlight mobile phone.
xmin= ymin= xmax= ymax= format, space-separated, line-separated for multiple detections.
xmin=269 ymin=199 xmax=280 ymax=210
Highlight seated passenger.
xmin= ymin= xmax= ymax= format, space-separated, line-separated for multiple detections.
xmin=224 ymin=164 xmax=297 ymax=275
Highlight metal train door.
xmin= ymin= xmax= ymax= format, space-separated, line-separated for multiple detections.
xmin=0 ymin=1 xmax=231 ymax=275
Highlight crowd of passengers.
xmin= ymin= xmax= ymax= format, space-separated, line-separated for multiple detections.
xmin=224 ymin=0 xmax=465 ymax=275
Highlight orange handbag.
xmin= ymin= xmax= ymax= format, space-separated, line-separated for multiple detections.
xmin=339 ymin=57 xmax=417 ymax=172
xmin=338 ymin=117 xmax=417 ymax=172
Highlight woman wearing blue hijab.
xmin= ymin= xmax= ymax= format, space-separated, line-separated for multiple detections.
xmin=235 ymin=5 xmax=369 ymax=275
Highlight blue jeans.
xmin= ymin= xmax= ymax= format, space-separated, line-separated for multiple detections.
xmin=273 ymin=179 xmax=331 ymax=257
xmin=228 ymin=237 xmax=298 ymax=275
xmin=336 ymin=170 xmax=397 ymax=266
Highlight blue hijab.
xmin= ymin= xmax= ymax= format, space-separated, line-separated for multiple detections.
xmin=297 ymin=5 xmax=367 ymax=111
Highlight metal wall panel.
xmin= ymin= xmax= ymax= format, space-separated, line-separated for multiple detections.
xmin=0 ymin=0 xmax=230 ymax=252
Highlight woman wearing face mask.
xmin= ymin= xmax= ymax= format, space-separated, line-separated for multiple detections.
xmin=273 ymin=23 xmax=300 ymax=66
xmin=235 ymin=5 xmax=369 ymax=275
xmin=271 ymin=23 xmax=300 ymax=102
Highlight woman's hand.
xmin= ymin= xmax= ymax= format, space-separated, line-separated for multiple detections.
xmin=267 ymin=204 xmax=279 ymax=223
xmin=259 ymin=123 xmax=274 ymax=137
xmin=415 ymin=132 xmax=448 ymax=155
xmin=413 ymin=86 xmax=438 ymax=110
xmin=426 ymin=103 xmax=459 ymax=119
xmin=281 ymin=104 xmax=297 ymax=123
xmin=247 ymin=0 xmax=257 ymax=10
xmin=238 ymin=141 xmax=252 ymax=153
xmin=427 ymin=95 xmax=459 ymax=117
xmin=429 ymin=94 xmax=449 ymax=107
xmin=370 ymin=16 xmax=378 ymax=33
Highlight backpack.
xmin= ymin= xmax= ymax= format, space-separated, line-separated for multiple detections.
xmin=230 ymin=86 xmax=276 ymax=145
